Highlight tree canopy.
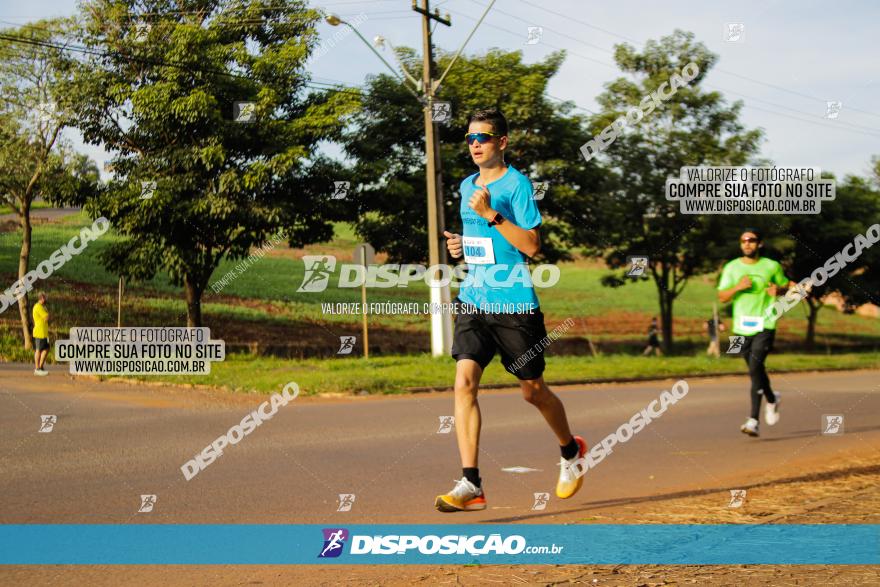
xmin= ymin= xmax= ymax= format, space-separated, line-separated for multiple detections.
xmin=63 ymin=0 xmax=360 ymax=325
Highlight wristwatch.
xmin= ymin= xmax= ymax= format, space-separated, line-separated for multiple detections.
xmin=487 ymin=212 xmax=505 ymax=227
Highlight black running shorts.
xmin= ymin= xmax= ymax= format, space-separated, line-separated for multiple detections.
xmin=451 ymin=298 xmax=548 ymax=380
xmin=34 ymin=338 xmax=49 ymax=352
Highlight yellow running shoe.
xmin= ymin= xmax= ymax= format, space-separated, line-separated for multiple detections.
xmin=556 ymin=435 xmax=588 ymax=499
xmin=434 ymin=477 xmax=487 ymax=512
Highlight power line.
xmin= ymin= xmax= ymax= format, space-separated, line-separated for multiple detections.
xmin=702 ymin=83 xmax=880 ymax=137
xmin=711 ymin=69 xmax=880 ymax=120
xmin=510 ymin=0 xmax=880 ymax=120
xmin=479 ymin=2 xmax=616 ymax=55
xmin=0 ymin=13 xmax=607 ymax=120
xmin=0 ymin=31 xmax=365 ymax=98
xmin=735 ymin=102 xmax=880 ymax=140
xmin=515 ymin=0 xmax=640 ymax=43
xmin=313 ymin=0 xmax=403 ymax=5
xmin=6 ymin=9 xmax=875 ymax=142
xmin=544 ymin=93 xmax=596 ymax=115
xmin=455 ymin=1 xmax=880 ymax=137
xmin=444 ymin=7 xmax=617 ymax=70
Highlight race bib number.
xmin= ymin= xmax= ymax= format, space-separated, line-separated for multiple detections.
xmin=737 ymin=315 xmax=765 ymax=334
xmin=462 ymin=236 xmax=495 ymax=265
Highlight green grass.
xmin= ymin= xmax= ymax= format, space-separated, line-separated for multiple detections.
xmin=4 ymin=211 xmax=876 ymax=340
xmin=95 ymin=351 xmax=880 ymax=396
xmin=2 ymin=212 xmax=879 ymax=379
xmin=0 ymin=212 xmax=415 ymax=301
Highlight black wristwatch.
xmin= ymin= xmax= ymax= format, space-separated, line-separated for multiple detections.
xmin=487 ymin=212 xmax=505 ymax=227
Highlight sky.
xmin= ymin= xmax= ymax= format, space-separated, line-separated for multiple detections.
xmin=2 ymin=0 xmax=879 ymax=179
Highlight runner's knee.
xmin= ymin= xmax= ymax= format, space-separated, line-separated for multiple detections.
xmin=520 ymin=379 xmax=548 ymax=405
xmin=454 ymin=374 xmax=479 ymax=396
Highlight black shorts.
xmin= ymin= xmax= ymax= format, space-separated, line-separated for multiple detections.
xmin=34 ymin=338 xmax=49 ymax=351
xmin=741 ymin=328 xmax=775 ymax=359
xmin=451 ymin=298 xmax=547 ymax=380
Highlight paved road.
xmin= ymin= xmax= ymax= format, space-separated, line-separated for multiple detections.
xmin=0 ymin=207 xmax=81 ymax=226
xmin=1 ymin=364 xmax=877 ymax=524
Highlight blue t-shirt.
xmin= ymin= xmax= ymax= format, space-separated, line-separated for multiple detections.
xmin=457 ymin=165 xmax=542 ymax=312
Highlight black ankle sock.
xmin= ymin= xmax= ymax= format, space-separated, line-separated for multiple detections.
xmin=462 ymin=467 xmax=481 ymax=487
xmin=561 ymin=438 xmax=580 ymax=460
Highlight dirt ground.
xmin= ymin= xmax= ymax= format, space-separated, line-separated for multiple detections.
xmin=4 ymin=448 xmax=878 ymax=586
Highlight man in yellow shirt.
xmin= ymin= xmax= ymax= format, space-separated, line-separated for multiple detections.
xmin=32 ymin=293 xmax=50 ymax=376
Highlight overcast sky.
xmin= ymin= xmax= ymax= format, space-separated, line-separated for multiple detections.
xmin=3 ymin=0 xmax=879 ymax=179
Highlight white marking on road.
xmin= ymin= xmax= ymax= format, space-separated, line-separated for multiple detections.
xmin=501 ymin=466 xmax=542 ymax=473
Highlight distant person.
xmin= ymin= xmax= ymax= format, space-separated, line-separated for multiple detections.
xmin=717 ymin=228 xmax=796 ymax=437
xmin=32 ymin=292 xmax=50 ymax=376
xmin=705 ymin=316 xmax=726 ymax=357
xmin=643 ymin=317 xmax=662 ymax=356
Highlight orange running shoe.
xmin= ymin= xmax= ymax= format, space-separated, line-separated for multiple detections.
xmin=434 ymin=477 xmax=487 ymax=512
xmin=556 ymin=435 xmax=588 ymax=499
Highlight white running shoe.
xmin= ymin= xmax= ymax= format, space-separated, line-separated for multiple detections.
xmin=740 ymin=417 xmax=759 ymax=437
xmin=34 ymin=369 xmax=48 ymax=376
xmin=556 ymin=435 xmax=588 ymax=499
xmin=764 ymin=393 xmax=780 ymax=426
xmin=435 ymin=477 xmax=486 ymax=512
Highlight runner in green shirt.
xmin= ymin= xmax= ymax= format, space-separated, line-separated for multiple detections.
xmin=717 ymin=229 xmax=796 ymax=437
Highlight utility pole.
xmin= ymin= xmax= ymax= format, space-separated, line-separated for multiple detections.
xmin=117 ymin=276 xmax=124 ymax=327
xmin=327 ymin=1 xmax=497 ymax=357
xmin=413 ymin=0 xmax=452 ymax=356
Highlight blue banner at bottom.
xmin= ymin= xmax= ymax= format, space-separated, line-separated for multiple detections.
xmin=1 ymin=525 xmax=876 ymax=564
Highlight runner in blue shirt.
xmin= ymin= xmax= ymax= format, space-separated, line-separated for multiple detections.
xmin=435 ymin=108 xmax=587 ymax=512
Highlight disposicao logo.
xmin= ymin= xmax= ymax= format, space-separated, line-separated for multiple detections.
xmin=315 ymin=530 xmax=566 ymax=558
xmin=318 ymin=528 xmax=349 ymax=558
xmin=297 ymin=255 xmax=561 ymax=292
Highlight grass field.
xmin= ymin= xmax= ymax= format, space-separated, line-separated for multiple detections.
xmin=87 ymin=351 xmax=880 ymax=396
xmin=1 ymin=211 xmax=878 ymax=393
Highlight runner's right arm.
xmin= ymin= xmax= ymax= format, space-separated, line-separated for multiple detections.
xmin=717 ymin=262 xmax=752 ymax=304
xmin=443 ymin=231 xmax=463 ymax=259
xmin=718 ymin=277 xmax=751 ymax=303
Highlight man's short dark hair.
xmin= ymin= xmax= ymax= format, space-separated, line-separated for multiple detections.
xmin=467 ymin=108 xmax=508 ymax=136
xmin=741 ymin=227 xmax=763 ymax=242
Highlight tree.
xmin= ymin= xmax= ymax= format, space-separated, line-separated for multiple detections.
xmin=555 ymin=30 xmax=763 ymax=353
xmin=342 ymin=48 xmax=598 ymax=264
xmin=63 ymin=0 xmax=359 ymax=326
xmin=773 ymin=173 xmax=880 ymax=347
xmin=0 ymin=20 xmax=99 ymax=349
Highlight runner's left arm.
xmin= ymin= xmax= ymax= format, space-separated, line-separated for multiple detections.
xmin=467 ymin=184 xmax=541 ymax=257
xmin=493 ymin=221 xmax=541 ymax=257
xmin=766 ymin=263 xmax=795 ymax=297
xmin=716 ymin=263 xmax=745 ymax=304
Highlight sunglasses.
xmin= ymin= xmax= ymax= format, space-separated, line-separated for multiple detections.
xmin=464 ymin=132 xmax=501 ymax=144
xmin=740 ymin=237 xmax=759 ymax=244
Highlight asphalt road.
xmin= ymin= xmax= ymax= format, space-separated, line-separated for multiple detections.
xmin=1 ymin=364 xmax=877 ymax=525
xmin=0 ymin=207 xmax=80 ymax=225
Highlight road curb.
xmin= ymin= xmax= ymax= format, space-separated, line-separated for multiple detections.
xmin=403 ymin=366 xmax=878 ymax=394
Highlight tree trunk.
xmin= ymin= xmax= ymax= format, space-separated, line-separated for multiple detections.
xmin=184 ymin=274 xmax=203 ymax=328
xmin=659 ymin=291 xmax=674 ymax=354
xmin=654 ymin=264 xmax=675 ymax=354
xmin=805 ymin=298 xmax=820 ymax=350
xmin=17 ymin=199 xmax=33 ymax=350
